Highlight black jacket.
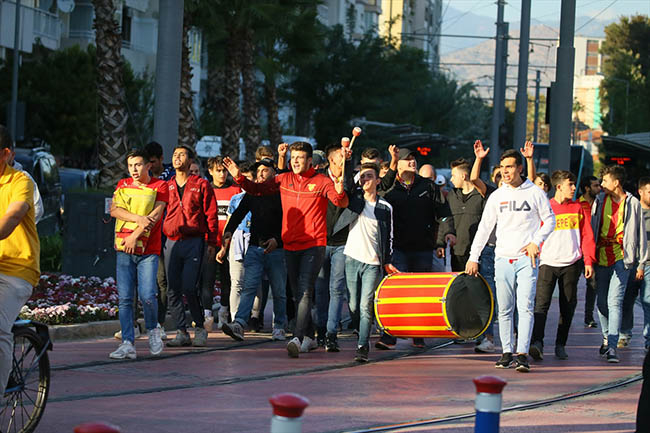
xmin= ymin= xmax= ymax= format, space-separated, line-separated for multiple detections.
xmin=383 ymin=174 xmax=454 ymax=252
xmin=333 ymin=190 xmax=393 ymax=267
xmin=224 ymin=192 xmax=283 ymax=248
xmin=447 ymin=185 xmax=495 ymax=256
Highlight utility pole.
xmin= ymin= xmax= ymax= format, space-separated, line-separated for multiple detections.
xmin=153 ymin=0 xmax=184 ymax=161
xmin=513 ymin=0 xmax=531 ymax=148
xmin=489 ymin=0 xmax=507 ymax=169
xmin=549 ymin=0 xmax=576 ymax=173
xmin=10 ymin=0 xmax=21 ymax=142
xmin=533 ymin=70 xmax=541 ymax=142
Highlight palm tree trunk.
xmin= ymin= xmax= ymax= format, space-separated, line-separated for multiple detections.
xmin=239 ymin=27 xmax=261 ymax=157
xmin=93 ymin=0 xmax=129 ymax=189
xmin=264 ymin=74 xmax=282 ymax=147
xmin=178 ymin=14 xmax=197 ymax=150
xmin=222 ymin=31 xmax=241 ymax=159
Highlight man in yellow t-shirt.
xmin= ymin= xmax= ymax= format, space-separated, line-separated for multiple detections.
xmin=0 ymin=125 xmax=40 ymax=397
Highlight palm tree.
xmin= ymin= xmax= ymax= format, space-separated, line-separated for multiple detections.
xmin=93 ymin=0 xmax=129 ymax=188
xmin=239 ymin=27 xmax=261 ymax=156
xmin=179 ymin=13 xmax=197 ymax=150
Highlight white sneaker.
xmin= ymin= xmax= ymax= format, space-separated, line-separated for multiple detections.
xmin=113 ymin=326 xmax=140 ymax=340
xmin=217 ymin=306 xmax=229 ymax=330
xmin=272 ymin=328 xmax=286 ymax=341
xmin=300 ymin=336 xmax=318 ymax=353
xmin=475 ymin=338 xmax=496 ymax=353
xmin=157 ymin=323 xmax=168 ymax=340
xmin=148 ymin=328 xmax=163 ymax=356
xmin=109 ymin=341 xmax=137 ymax=360
xmin=287 ymin=337 xmax=300 ymax=358
xmin=204 ymin=314 xmax=214 ymax=332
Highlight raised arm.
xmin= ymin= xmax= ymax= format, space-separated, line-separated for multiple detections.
xmin=520 ymin=141 xmax=536 ymax=181
xmin=223 ymin=157 xmax=280 ymax=195
xmin=471 ymin=140 xmax=489 ymax=197
xmin=379 ymin=145 xmax=399 ymax=191
xmin=277 ymin=142 xmax=288 ymax=171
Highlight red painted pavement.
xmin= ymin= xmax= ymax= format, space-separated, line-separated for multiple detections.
xmin=35 ymin=280 xmax=644 ymax=433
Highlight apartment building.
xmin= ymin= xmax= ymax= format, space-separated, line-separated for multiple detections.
xmin=318 ymin=0 xmax=383 ymax=39
xmin=378 ymin=0 xmax=442 ymax=68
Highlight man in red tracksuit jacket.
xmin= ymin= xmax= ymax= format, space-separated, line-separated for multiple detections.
xmin=223 ymin=141 xmax=348 ymax=358
xmin=163 ymin=145 xmax=218 ymax=348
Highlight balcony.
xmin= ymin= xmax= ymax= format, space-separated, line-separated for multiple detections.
xmin=32 ymin=6 xmax=61 ymax=49
xmin=0 ymin=1 xmax=62 ymax=52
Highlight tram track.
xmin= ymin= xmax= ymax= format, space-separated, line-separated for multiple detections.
xmin=48 ymin=339 xmax=456 ymax=403
xmin=340 ymin=373 xmax=643 ymax=433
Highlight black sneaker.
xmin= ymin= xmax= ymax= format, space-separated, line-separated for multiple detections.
xmin=599 ymin=344 xmax=608 ymax=356
xmin=555 ymin=345 xmax=568 ymax=360
xmin=375 ymin=333 xmax=396 ymax=350
xmin=514 ymin=354 xmax=530 ymax=372
xmin=529 ymin=341 xmax=544 ymax=361
xmin=325 ymin=333 xmax=340 ymax=352
xmin=355 ymin=344 xmax=369 ymax=362
xmin=412 ymin=338 xmax=426 ymax=348
xmin=584 ymin=318 xmax=597 ymax=328
xmin=495 ymin=352 xmax=514 ymax=368
xmin=249 ymin=316 xmax=260 ymax=333
xmin=606 ymin=348 xmax=620 ymax=363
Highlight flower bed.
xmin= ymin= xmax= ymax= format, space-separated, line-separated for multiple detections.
xmin=20 ymin=273 xmax=119 ymax=325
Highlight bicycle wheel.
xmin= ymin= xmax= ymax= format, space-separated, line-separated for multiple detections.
xmin=1 ymin=326 xmax=51 ymax=433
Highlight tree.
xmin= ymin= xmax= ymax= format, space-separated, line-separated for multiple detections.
xmin=93 ymin=0 xmax=129 ymax=188
xmin=179 ymin=11 xmax=198 ymax=150
xmin=600 ymin=15 xmax=650 ymax=135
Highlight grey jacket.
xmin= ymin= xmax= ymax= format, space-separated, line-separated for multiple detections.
xmin=591 ymin=191 xmax=648 ymax=270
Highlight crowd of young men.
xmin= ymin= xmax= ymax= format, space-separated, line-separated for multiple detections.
xmin=105 ymin=137 xmax=649 ymax=370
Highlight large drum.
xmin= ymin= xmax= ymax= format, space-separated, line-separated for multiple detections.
xmin=374 ymin=272 xmax=494 ymax=339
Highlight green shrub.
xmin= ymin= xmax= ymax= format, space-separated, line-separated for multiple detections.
xmin=39 ymin=233 xmax=62 ymax=272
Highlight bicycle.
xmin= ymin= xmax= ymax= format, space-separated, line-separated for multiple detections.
xmin=2 ymin=319 xmax=53 ymax=433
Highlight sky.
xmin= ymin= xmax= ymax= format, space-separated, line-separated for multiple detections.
xmin=444 ymin=0 xmax=650 ymax=24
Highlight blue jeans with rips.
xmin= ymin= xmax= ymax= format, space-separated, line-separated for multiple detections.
xmin=494 ymin=256 xmax=537 ymax=354
xmin=621 ymin=263 xmax=650 ymax=348
xmin=314 ymin=246 xmax=347 ymax=335
xmin=345 ymin=257 xmax=382 ymax=348
xmin=595 ymin=259 xmax=630 ymax=350
xmin=116 ymin=252 xmax=159 ymax=343
xmin=234 ymin=246 xmax=287 ymax=330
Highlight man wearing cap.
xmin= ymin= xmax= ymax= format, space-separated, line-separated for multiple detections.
xmin=378 ymin=148 xmax=455 ymax=349
xmin=223 ymin=142 xmax=348 ymax=358
xmin=220 ymin=158 xmax=287 ymax=341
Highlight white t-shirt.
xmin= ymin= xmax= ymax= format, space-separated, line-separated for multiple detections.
xmin=344 ymin=200 xmax=380 ymax=265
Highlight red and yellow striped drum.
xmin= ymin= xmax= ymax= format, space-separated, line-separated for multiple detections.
xmin=374 ymin=272 xmax=494 ymax=339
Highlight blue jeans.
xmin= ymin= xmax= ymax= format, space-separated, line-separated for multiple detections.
xmin=621 ymin=263 xmax=650 ymax=348
xmin=479 ymin=245 xmax=497 ymax=338
xmin=116 ymin=252 xmax=159 ymax=343
xmin=595 ymin=260 xmax=630 ymax=349
xmin=235 ymin=246 xmax=287 ymax=330
xmin=314 ymin=246 xmax=347 ymax=335
xmin=345 ymin=257 xmax=382 ymax=348
xmin=494 ymin=256 xmax=537 ymax=354
xmin=393 ymin=249 xmax=433 ymax=273
xmin=285 ymin=246 xmax=327 ymax=341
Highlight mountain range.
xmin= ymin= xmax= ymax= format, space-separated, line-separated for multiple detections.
xmin=439 ymin=5 xmax=618 ymax=99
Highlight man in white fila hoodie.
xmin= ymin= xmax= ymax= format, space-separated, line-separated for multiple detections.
xmin=466 ymin=149 xmax=556 ymax=372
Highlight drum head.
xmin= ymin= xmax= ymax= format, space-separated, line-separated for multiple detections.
xmin=445 ymin=274 xmax=493 ymax=339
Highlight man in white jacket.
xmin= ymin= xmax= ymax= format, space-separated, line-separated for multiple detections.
xmin=466 ymin=149 xmax=556 ymax=372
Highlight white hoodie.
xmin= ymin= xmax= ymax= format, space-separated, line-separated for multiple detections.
xmin=469 ymin=178 xmax=556 ymax=261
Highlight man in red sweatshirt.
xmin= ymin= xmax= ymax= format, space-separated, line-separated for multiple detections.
xmin=223 ymin=141 xmax=348 ymax=358
xmin=163 ymin=145 xmax=218 ymax=347
xmin=530 ymin=170 xmax=596 ymax=361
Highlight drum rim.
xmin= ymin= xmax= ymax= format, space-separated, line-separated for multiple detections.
xmin=374 ymin=272 xmax=495 ymax=339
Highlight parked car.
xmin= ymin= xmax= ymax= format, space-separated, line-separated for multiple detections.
xmin=13 ymin=146 xmax=63 ymax=235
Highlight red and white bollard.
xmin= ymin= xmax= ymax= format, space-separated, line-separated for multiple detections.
xmin=73 ymin=422 xmax=121 ymax=433
xmin=269 ymin=392 xmax=310 ymax=433
xmin=473 ymin=375 xmax=507 ymax=433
